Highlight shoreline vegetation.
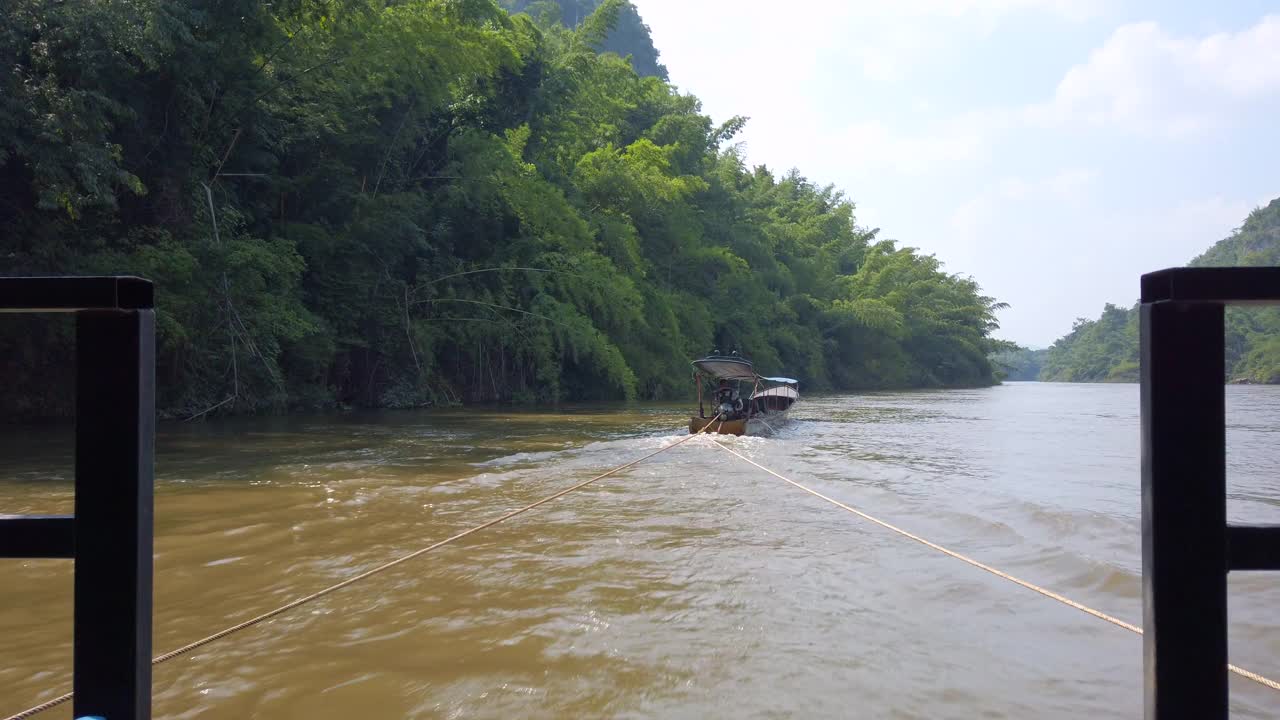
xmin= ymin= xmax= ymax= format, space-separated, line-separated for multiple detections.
xmin=1 ymin=0 xmax=1010 ymax=421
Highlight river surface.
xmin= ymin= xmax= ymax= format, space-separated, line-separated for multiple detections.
xmin=1 ymin=382 xmax=1278 ymax=719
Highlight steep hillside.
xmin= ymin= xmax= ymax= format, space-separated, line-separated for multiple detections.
xmin=1040 ymin=198 xmax=1280 ymax=383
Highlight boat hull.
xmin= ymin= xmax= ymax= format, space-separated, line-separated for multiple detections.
xmin=688 ymin=413 xmax=789 ymax=436
xmin=690 ymin=416 xmax=747 ymax=435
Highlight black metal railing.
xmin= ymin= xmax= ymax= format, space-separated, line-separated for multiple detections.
xmin=1140 ymin=267 xmax=1280 ymax=719
xmin=1 ymin=276 xmax=155 ymax=720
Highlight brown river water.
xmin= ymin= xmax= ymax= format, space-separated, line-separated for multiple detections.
xmin=1 ymin=382 xmax=1278 ymax=719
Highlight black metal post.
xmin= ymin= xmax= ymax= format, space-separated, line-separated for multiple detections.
xmin=1140 ymin=300 xmax=1227 ymax=719
xmin=0 ymin=516 xmax=75 ymax=558
xmin=1 ymin=277 xmax=155 ymax=720
xmin=73 ymin=309 xmax=155 ymax=720
xmin=1226 ymin=525 xmax=1280 ymax=571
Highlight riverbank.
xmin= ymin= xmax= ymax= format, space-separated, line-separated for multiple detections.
xmin=2 ymin=378 xmax=1004 ymax=424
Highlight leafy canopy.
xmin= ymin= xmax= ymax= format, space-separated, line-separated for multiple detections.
xmin=0 ymin=0 xmax=1009 ymax=418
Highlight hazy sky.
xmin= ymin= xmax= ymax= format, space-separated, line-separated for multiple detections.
xmin=629 ymin=0 xmax=1280 ymax=347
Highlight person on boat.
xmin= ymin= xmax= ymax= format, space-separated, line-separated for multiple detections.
xmin=715 ymin=380 xmax=744 ymax=417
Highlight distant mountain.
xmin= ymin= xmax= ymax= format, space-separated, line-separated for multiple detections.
xmin=502 ymin=0 xmax=669 ymax=80
xmin=1040 ymin=197 xmax=1280 ymax=383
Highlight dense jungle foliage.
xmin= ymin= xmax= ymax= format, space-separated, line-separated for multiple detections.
xmin=990 ymin=346 xmax=1045 ymax=382
xmin=1040 ymin=197 xmax=1280 ymax=383
xmin=0 ymin=0 xmax=1008 ymax=419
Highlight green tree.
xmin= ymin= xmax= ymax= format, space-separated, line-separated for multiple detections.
xmin=0 ymin=0 xmax=1010 ymax=420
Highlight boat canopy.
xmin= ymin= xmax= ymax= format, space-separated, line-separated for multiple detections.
xmin=691 ymin=356 xmax=756 ymax=381
xmin=750 ymin=386 xmax=799 ymax=400
xmin=692 ymin=356 xmax=803 ymax=386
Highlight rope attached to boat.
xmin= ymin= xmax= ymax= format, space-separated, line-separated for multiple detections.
xmin=4 ymin=415 xmax=724 ymax=720
xmin=9 ymin=416 xmax=1274 ymax=719
xmin=710 ymin=439 xmax=1280 ymax=693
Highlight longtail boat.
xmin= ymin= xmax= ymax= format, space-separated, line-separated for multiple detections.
xmin=688 ymin=351 xmax=799 ymax=435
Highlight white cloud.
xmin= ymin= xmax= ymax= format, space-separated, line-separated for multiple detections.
xmin=834 ymin=121 xmax=987 ymax=175
xmin=830 ymin=15 xmax=1280 ymax=182
xmin=948 ymin=168 xmax=1096 ymax=242
xmin=828 ymin=0 xmax=1101 ymax=83
xmin=842 ymin=0 xmax=1102 ymax=22
xmin=1033 ymin=15 xmax=1280 ymax=136
xmin=634 ymin=2 xmax=1280 ymax=345
xmin=1045 ymin=168 xmax=1096 ymax=198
